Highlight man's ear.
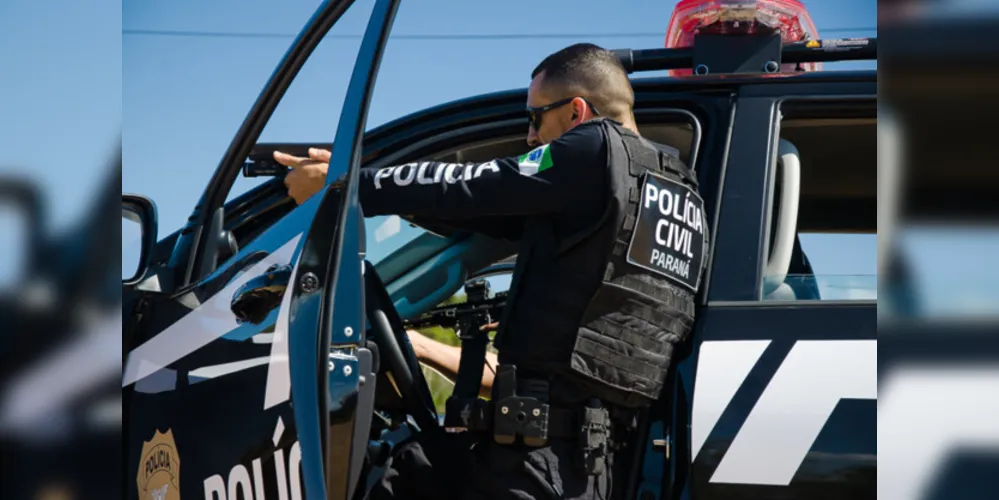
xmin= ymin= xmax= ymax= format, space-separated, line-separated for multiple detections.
xmin=575 ymin=97 xmax=596 ymax=124
xmin=572 ymin=97 xmax=586 ymax=123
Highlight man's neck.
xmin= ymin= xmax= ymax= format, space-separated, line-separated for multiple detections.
xmin=587 ymin=116 xmax=640 ymax=135
xmin=619 ymin=112 xmax=640 ymax=134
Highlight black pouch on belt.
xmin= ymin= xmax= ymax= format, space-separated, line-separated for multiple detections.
xmin=578 ymin=398 xmax=611 ymax=476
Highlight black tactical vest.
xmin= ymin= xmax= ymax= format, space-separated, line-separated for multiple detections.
xmin=494 ymin=120 xmax=710 ymax=409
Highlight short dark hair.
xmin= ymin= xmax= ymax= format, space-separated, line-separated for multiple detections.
xmin=531 ymin=43 xmax=635 ymax=122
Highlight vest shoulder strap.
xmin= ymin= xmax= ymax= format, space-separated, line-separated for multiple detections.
xmin=614 ymin=125 xmax=699 ymax=188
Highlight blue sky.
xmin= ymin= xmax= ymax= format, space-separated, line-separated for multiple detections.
xmin=0 ymin=0 xmax=120 ymax=233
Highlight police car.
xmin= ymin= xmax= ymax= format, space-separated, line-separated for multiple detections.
xmin=121 ymin=0 xmax=877 ymax=498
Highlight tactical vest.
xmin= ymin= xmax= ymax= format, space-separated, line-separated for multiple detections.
xmin=494 ymin=120 xmax=710 ymax=409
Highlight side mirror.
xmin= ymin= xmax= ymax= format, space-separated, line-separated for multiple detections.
xmin=122 ymin=194 xmax=158 ymax=286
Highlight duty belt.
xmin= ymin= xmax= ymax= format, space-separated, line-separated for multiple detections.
xmin=445 ymin=396 xmax=580 ymax=440
xmin=446 ymin=365 xmax=612 ymax=476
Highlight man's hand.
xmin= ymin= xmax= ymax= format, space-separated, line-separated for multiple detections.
xmin=273 ymin=148 xmax=332 ymax=205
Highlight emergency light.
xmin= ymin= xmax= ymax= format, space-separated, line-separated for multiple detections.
xmin=664 ymin=0 xmax=822 ymax=75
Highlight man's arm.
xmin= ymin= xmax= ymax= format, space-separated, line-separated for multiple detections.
xmin=358 ymin=122 xmax=607 ymax=219
xmin=273 ymin=150 xmax=529 ymax=241
xmin=407 ymin=330 xmax=497 ymax=399
xmin=275 ymin=122 xmax=607 ymax=221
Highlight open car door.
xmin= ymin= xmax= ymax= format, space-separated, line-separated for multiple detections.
xmin=122 ymin=1 xmax=416 ymax=499
xmin=281 ymin=0 xmax=405 ymax=498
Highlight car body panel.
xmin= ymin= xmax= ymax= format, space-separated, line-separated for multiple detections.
xmin=125 ymin=202 xmax=312 ymax=500
xmin=683 ymin=303 xmax=876 ymax=500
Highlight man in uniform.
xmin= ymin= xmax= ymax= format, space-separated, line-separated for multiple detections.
xmin=274 ymin=43 xmax=710 ymax=500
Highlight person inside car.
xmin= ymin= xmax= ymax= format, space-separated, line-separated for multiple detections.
xmin=273 ymin=42 xmax=709 ymax=500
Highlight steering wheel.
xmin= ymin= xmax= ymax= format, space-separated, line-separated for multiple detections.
xmin=362 ymin=260 xmax=440 ymax=431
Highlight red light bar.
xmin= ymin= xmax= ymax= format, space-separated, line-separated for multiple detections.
xmin=665 ymin=0 xmax=822 ymax=75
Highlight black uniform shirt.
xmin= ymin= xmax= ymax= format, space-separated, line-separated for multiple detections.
xmin=357 ymin=120 xmax=610 ymax=238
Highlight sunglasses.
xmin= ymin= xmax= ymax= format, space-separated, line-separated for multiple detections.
xmin=526 ymin=96 xmax=600 ymax=131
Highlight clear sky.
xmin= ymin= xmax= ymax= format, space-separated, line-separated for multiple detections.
xmin=0 ymin=0 xmax=120 ymax=233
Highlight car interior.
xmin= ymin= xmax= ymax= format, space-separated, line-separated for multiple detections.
xmin=781 ymin=117 xmax=876 ymax=235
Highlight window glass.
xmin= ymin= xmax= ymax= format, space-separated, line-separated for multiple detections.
xmin=762 ymin=111 xmax=877 ymax=302
xmin=795 ymin=233 xmax=877 ymax=301
xmin=879 ymin=101 xmax=999 ymax=320
xmin=225 ymin=0 xmax=376 ymax=203
xmin=887 ymin=226 xmax=999 ymax=319
xmin=365 ymin=215 xmax=432 ymax=264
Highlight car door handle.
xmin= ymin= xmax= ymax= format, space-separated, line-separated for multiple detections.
xmin=230 ymin=264 xmax=292 ymax=325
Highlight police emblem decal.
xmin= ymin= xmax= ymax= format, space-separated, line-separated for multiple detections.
xmin=517 ymin=144 xmax=553 ymax=176
xmin=137 ymin=428 xmax=181 ymax=500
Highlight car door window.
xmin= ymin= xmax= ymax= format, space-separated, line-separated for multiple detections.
xmin=224 ymin=1 xmax=376 ymax=204
xmin=761 ymin=101 xmax=877 ymax=302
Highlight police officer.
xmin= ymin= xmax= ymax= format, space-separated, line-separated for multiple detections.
xmin=275 ymin=43 xmax=709 ymax=500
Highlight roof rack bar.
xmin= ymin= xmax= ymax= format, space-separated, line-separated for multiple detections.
xmin=615 ymin=37 xmax=877 ymax=74
xmin=784 ymin=38 xmax=878 ymax=64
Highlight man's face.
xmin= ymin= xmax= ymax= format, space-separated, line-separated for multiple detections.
xmin=526 ymin=73 xmax=581 ymax=147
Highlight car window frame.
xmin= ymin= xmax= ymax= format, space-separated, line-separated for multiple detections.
xmin=708 ymin=81 xmax=878 ymax=305
xmin=767 ymin=94 xmax=877 ymax=306
xmin=165 ymin=0 xmax=360 ymax=292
